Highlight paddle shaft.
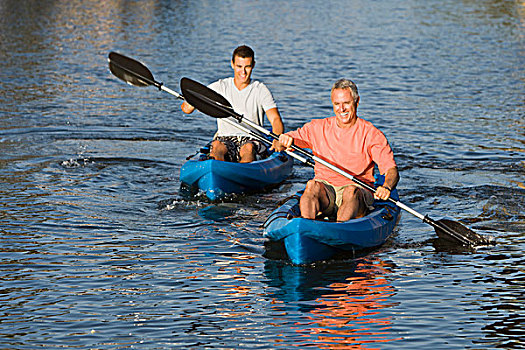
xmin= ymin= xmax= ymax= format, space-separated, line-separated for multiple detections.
xmin=108 ymin=52 xmax=312 ymax=165
xmin=245 ymin=110 xmax=475 ymax=243
xmin=215 ymin=119 xmax=313 ymax=165
xmin=189 ymin=91 xmax=390 ymax=194
xmin=161 ymin=85 xmax=303 ymax=161
xmin=187 ymin=91 xmax=479 ymax=245
xmin=108 ymin=53 xmax=481 ymax=246
xmin=116 ymin=64 xmax=312 ymax=164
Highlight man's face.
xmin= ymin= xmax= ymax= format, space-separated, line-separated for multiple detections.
xmin=331 ymin=88 xmax=358 ymax=127
xmin=231 ymin=56 xmax=254 ymax=86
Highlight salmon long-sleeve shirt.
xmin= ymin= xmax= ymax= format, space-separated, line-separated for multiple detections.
xmin=286 ymin=116 xmax=397 ymax=186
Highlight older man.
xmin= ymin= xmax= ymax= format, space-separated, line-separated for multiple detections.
xmin=272 ymin=79 xmax=399 ymax=221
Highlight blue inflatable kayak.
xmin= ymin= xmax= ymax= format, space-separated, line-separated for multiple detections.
xmin=263 ymin=177 xmax=401 ymax=264
xmin=180 ymin=146 xmax=293 ymax=201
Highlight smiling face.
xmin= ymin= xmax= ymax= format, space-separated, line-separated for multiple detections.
xmin=331 ymin=88 xmax=359 ymax=128
xmin=231 ymin=56 xmax=254 ymax=89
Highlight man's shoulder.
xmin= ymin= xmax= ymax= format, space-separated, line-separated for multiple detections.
xmin=356 ymin=117 xmax=387 ymax=139
xmin=357 ymin=117 xmax=380 ymax=130
xmin=312 ymin=116 xmax=335 ymax=125
xmin=249 ymin=79 xmax=270 ymax=91
xmin=209 ymin=77 xmax=234 ymax=95
xmin=301 ymin=116 xmax=333 ymax=131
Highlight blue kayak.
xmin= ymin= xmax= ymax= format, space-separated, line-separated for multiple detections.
xmin=180 ymin=146 xmax=293 ymax=201
xmin=263 ymin=177 xmax=401 ymax=264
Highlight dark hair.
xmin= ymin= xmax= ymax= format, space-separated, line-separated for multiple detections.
xmin=232 ymin=45 xmax=255 ymax=63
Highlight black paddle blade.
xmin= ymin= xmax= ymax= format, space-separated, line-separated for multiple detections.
xmin=434 ymin=218 xmax=493 ymax=247
xmin=180 ymin=77 xmax=233 ymax=118
xmin=108 ymin=52 xmax=156 ymax=87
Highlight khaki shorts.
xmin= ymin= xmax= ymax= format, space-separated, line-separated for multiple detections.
xmin=316 ymin=179 xmax=374 ymax=217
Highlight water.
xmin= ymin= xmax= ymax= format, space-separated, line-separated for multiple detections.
xmin=0 ymin=0 xmax=523 ymax=348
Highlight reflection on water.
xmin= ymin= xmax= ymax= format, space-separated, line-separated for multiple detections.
xmin=0 ymin=0 xmax=523 ymax=348
xmin=265 ymin=257 xmax=401 ymax=348
xmin=265 ymin=260 xmax=360 ymax=304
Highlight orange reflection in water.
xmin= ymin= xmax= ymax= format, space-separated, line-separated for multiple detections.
xmin=291 ymin=258 xmax=400 ymax=349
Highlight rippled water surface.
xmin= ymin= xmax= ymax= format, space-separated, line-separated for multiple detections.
xmin=1 ymin=0 xmax=524 ymax=348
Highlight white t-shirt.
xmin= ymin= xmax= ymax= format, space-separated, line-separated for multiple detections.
xmin=208 ymin=77 xmax=277 ymax=137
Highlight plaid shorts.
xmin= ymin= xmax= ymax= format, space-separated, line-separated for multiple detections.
xmin=212 ymin=136 xmax=268 ymax=162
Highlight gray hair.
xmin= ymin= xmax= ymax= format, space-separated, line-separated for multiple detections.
xmin=331 ymin=79 xmax=359 ymax=103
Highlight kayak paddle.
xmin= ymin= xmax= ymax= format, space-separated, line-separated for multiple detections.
xmin=108 ymin=51 xmax=184 ymax=99
xmin=180 ymin=77 xmax=493 ymax=248
xmin=107 ymin=52 xmax=313 ymax=163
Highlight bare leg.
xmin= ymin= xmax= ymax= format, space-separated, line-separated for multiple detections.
xmin=239 ymin=142 xmax=256 ymax=163
xmin=299 ymin=180 xmax=330 ymax=219
xmin=336 ymin=185 xmax=367 ymax=221
xmin=210 ymin=140 xmax=228 ymax=161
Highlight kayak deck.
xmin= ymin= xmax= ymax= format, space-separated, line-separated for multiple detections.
xmin=180 ymin=146 xmax=293 ymax=201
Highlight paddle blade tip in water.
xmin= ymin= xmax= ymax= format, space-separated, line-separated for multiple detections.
xmin=108 ymin=52 xmax=155 ymax=88
xmin=435 ymin=218 xmax=495 ymax=248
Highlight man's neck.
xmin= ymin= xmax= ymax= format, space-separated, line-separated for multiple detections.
xmin=234 ymin=78 xmax=251 ymax=91
xmin=336 ymin=116 xmax=358 ymax=129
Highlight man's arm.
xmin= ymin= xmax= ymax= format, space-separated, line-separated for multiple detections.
xmin=375 ymin=166 xmax=399 ymax=200
xmin=266 ymin=107 xmax=284 ymax=150
xmin=266 ymin=108 xmax=284 ymax=135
